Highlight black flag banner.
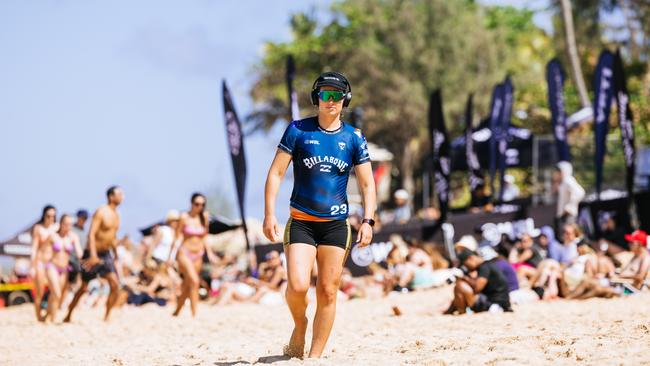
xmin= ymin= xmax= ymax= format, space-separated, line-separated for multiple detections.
xmin=286 ymin=55 xmax=300 ymax=122
xmin=222 ymin=80 xmax=251 ymax=250
xmin=429 ymin=90 xmax=450 ymax=222
xmin=546 ymin=58 xmax=571 ymax=162
xmin=593 ymin=50 xmax=615 ymax=198
xmin=488 ymin=83 xmax=504 ymax=200
xmin=464 ymin=94 xmax=484 ymax=191
xmin=612 ymin=49 xmax=636 ymax=200
xmin=498 ymin=77 xmax=514 ymax=202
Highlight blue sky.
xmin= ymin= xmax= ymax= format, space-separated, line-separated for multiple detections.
xmin=0 ymin=0 xmax=551 ymax=240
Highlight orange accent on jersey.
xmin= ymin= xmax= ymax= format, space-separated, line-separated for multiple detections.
xmin=290 ymin=207 xmax=333 ymax=222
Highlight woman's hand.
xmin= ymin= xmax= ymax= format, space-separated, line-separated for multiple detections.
xmin=356 ymin=222 xmax=373 ymax=248
xmin=263 ymin=215 xmax=281 ymax=242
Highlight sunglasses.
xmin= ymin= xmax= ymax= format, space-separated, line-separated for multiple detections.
xmin=193 ymin=201 xmax=205 ymax=207
xmin=318 ymin=90 xmax=346 ymax=102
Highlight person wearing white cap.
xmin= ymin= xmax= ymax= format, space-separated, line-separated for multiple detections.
xmin=393 ymin=189 xmax=412 ymax=224
xmin=501 ymin=174 xmax=519 ymax=202
xmin=147 ymin=210 xmax=180 ymax=265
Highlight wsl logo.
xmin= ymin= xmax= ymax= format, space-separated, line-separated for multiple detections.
xmin=303 ymin=155 xmax=349 ymax=172
xmin=225 ymin=111 xmax=241 ymax=156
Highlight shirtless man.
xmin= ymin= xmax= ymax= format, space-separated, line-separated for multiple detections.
xmin=612 ymin=230 xmax=649 ymax=290
xmin=64 ymin=186 xmax=124 ymax=322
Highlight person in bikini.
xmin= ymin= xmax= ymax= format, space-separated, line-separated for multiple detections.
xmin=264 ymin=71 xmax=376 ymax=358
xmin=30 ymin=205 xmax=58 ymax=322
xmin=64 ymin=186 xmax=124 ymax=322
xmin=171 ymin=192 xmax=218 ymax=317
xmin=43 ymin=214 xmax=82 ymax=322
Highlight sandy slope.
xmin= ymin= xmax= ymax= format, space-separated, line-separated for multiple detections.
xmin=1 ymin=287 xmax=649 ymax=366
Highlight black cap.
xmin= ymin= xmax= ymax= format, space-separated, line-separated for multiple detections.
xmin=76 ymin=209 xmax=89 ymax=219
xmin=456 ymin=249 xmax=475 ymax=265
xmin=314 ymin=72 xmax=349 ymax=91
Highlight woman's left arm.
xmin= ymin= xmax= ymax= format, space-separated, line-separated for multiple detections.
xmin=354 ymin=162 xmax=376 ymax=247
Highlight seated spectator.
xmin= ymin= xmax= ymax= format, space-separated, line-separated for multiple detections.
xmin=501 ymin=174 xmax=519 ymax=202
xmin=556 ymin=223 xmax=582 ymax=266
xmin=469 ymin=183 xmax=493 ymax=213
xmin=597 ymin=212 xmax=629 ymax=254
xmin=393 ymin=189 xmax=412 ymax=224
xmin=562 ymin=242 xmax=597 ymax=294
xmin=565 ymin=243 xmax=618 ymax=300
xmin=339 ymin=268 xmax=365 ymax=300
xmin=508 ymin=233 xmax=543 ymax=282
xmin=214 ymin=250 xmax=286 ymax=305
xmin=538 ymin=226 xmax=562 ymax=261
xmin=611 ymin=230 xmax=650 ymax=291
xmin=446 ymin=249 xmax=512 ymax=314
xmin=529 ymin=259 xmax=563 ymax=300
xmin=478 ymin=246 xmax=518 ymax=293
xmin=124 ymin=260 xmax=171 ymax=307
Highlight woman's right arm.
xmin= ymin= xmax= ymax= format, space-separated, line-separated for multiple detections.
xmin=30 ymin=226 xmax=40 ymax=266
xmin=263 ymin=149 xmax=292 ymax=242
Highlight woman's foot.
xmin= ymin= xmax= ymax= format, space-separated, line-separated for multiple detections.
xmin=172 ymin=306 xmax=181 ymax=317
xmin=283 ymin=317 xmax=308 ymax=359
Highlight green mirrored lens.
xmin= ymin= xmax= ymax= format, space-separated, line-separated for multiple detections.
xmin=319 ymin=91 xmax=345 ymax=102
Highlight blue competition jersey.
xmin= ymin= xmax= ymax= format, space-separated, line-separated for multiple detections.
xmin=278 ymin=117 xmax=371 ymax=220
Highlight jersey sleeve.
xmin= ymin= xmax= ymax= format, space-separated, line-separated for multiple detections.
xmin=352 ymin=129 xmax=371 ymax=165
xmin=278 ymin=122 xmax=300 ymax=154
xmin=477 ymin=263 xmax=490 ymax=280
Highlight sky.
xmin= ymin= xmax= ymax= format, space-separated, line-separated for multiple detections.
xmin=0 ymin=0 xmax=553 ymax=240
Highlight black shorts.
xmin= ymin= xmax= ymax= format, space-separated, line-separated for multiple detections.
xmin=68 ymin=254 xmax=82 ymax=282
xmin=470 ymin=293 xmax=493 ymax=313
xmin=471 ymin=293 xmax=511 ymax=313
xmin=284 ymin=218 xmax=352 ymax=251
xmin=81 ymin=249 xmax=116 ymax=282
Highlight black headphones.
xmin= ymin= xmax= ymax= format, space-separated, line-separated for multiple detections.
xmin=310 ymin=71 xmax=352 ymax=107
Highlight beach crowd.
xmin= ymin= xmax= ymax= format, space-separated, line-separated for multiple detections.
xmin=2 ymin=162 xmax=649 ymax=323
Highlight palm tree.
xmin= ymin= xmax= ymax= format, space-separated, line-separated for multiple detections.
xmin=560 ymin=0 xmax=591 ymax=109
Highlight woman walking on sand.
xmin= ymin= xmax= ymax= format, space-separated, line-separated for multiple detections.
xmin=264 ymin=71 xmax=376 ymax=358
xmin=43 ymin=214 xmax=82 ymax=322
xmin=30 ymin=205 xmax=58 ymax=321
xmin=172 ymin=193 xmax=218 ymax=317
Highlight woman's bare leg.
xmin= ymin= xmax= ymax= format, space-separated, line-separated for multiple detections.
xmin=45 ymin=268 xmax=62 ymax=322
xmin=33 ymin=264 xmax=46 ymax=322
xmin=308 ymin=245 xmax=346 ymax=358
xmin=173 ymin=254 xmax=192 ymax=316
xmin=187 ymin=258 xmax=202 ymax=316
xmin=284 ymin=244 xmax=316 ymax=358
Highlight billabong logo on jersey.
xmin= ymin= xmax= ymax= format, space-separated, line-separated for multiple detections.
xmin=303 ymin=155 xmax=349 ymax=172
xmin=305 ymin=139 xmax=320 ymax=145
xmin=338 ymin=142 xmax=346 ymax=150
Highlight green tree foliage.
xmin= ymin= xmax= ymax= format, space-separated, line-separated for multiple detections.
xmin=549 ymin=0 xmax=650 ymax=144
xmin=248 ymin=0 xmax=553 ymax=171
